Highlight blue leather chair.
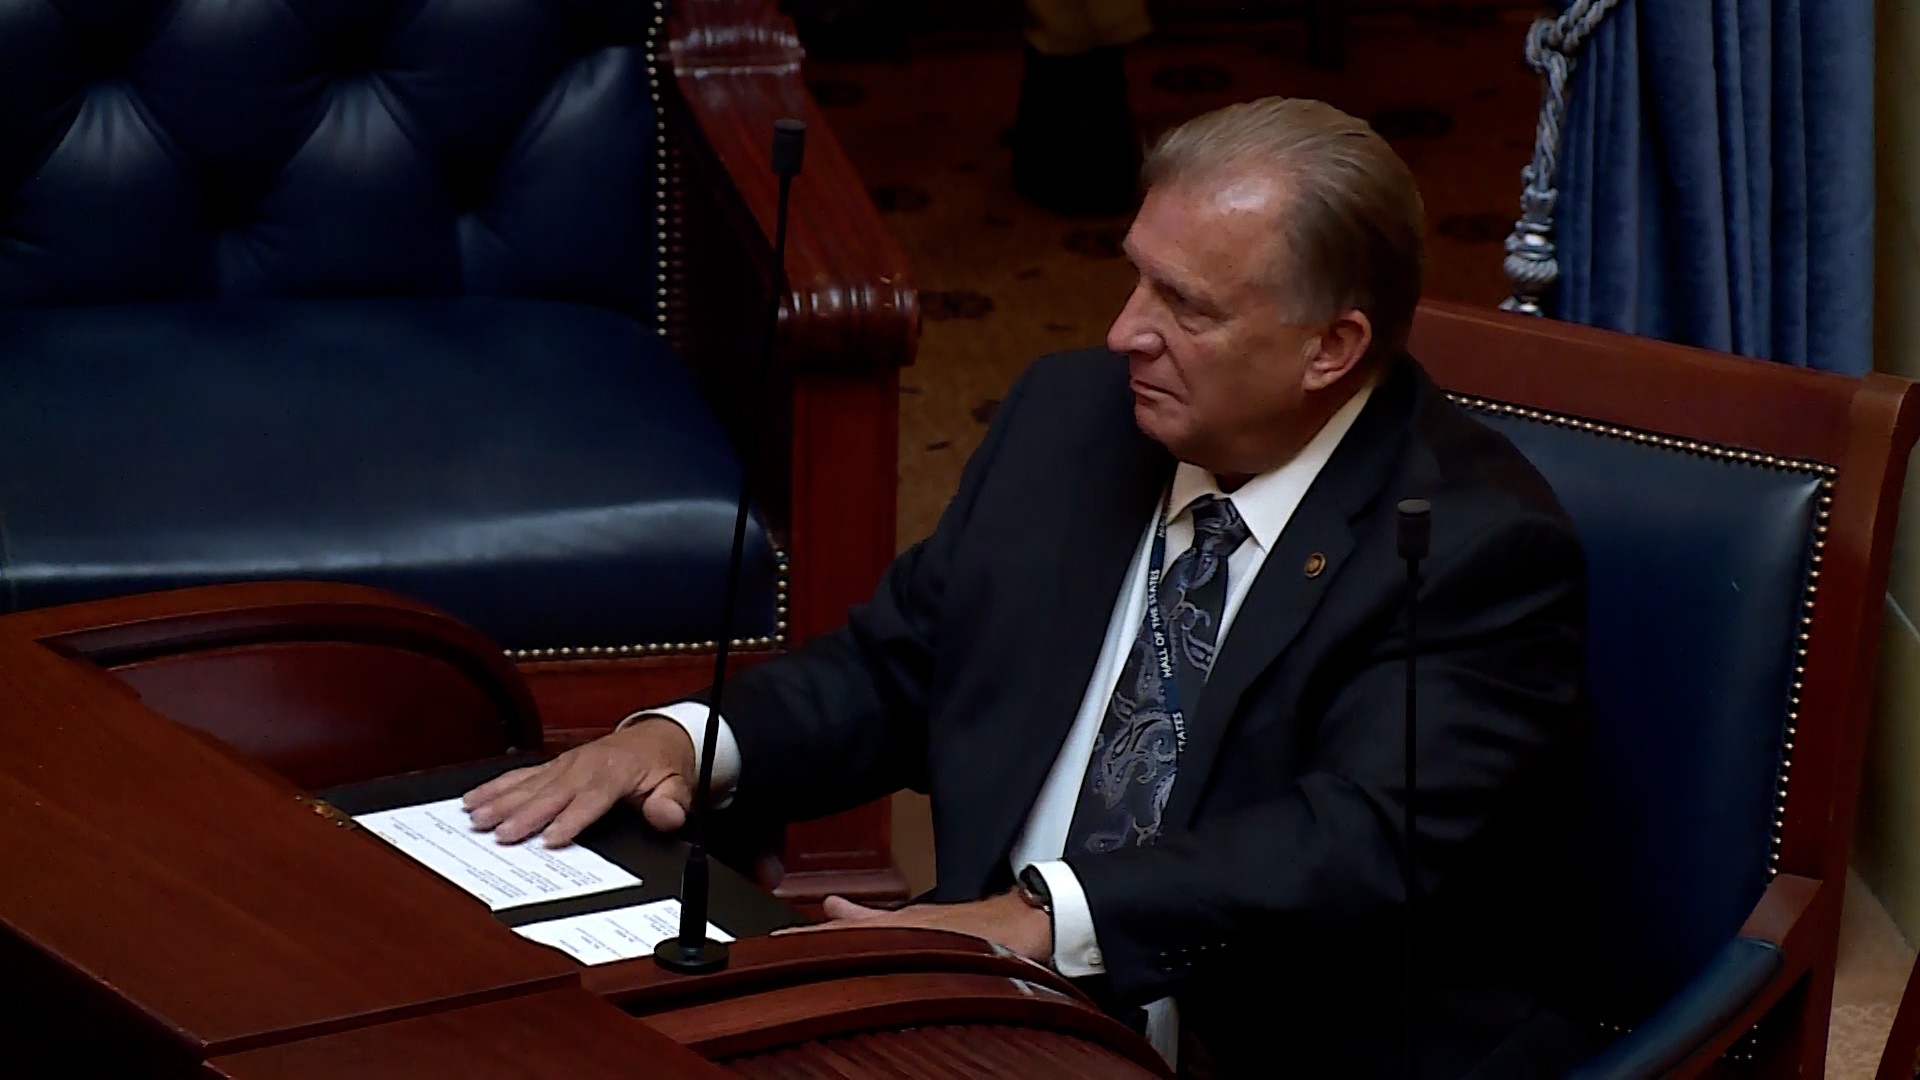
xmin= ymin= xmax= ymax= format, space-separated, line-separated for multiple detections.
xmin=0 ymin=0 xmax=915 ymax=906
xmin=1413 ymin=301 xmax=1919 ymax=1077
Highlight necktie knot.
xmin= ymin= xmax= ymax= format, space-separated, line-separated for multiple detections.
xmin=1186 ymin=495 xmax=1250 ymax=558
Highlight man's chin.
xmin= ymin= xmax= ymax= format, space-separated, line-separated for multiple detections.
xmin=1132 ymin=401 xmax=1185 ymax=452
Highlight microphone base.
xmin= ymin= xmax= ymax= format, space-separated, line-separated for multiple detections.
xmin=652 ymin=936 xmax=730 ymax=974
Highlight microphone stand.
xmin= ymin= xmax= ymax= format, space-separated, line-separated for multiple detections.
xmin=1397 ymin=498 xmax=1430 ymax=1079
xmin=654 ymin=117 xmax=808 ymax=975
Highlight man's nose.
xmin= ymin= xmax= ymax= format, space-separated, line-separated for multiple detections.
xmin=1107 ymin=289 xmax=1160 ymax=356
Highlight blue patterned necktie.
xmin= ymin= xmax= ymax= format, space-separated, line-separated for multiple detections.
xmin=1067 ymin=494 xmax=1252 ymax=854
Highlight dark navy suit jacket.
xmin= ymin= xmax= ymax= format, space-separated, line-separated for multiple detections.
xmin=706 ymin=349 xmax=1596 ymax=1077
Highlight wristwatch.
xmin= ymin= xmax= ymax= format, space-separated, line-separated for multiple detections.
xmin=1016 ymin=864 xmax=1053 ymax=914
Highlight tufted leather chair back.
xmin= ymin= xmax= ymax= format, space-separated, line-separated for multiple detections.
xmin=0 ymin=0 xmax=666 ymax=316
xmin=1460 ymin=399 xmax=1825 ymax=1026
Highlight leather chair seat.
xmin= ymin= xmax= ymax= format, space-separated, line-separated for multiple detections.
xmin=0 ymin=297 xmax=780 ymax=652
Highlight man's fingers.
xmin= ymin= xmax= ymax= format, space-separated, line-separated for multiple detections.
xmin=464 ymin=734 xmax=697 ymax=845
xmin=541 ymin=785 xmax=622 ymax=848
xmin=821 ymin=895 xmax=883 ymax=921
xmin=770 ymin=897 xmax=892 ymax=935
xmin=462 ymin=766 xmax=542 ymax=814
xmin=491 ymin=784 xmax=578 ymax=845
xmin=771 ymin=921 xmax=836 ymax=935
xmin=640 ymin=776 xmax=692 ymax=832
xmin=464 ymin=775 xmax=547 ymax=831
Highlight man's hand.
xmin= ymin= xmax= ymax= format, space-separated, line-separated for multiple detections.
xmin=461 ymin=718 xmax=697 ymax=847
xmin=776 ymin=891 xmax=1054 ymax=964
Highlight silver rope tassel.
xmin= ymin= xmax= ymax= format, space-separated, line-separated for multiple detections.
xmin=1501 ymin=0 xmax=1623 ymax=316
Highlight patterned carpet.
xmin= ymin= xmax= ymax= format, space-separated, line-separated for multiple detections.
xmin=804 ymin=11 xmax=1913 ymax=1076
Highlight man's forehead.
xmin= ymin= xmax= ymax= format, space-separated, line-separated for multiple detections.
xmin=1119 ymin=225 xmax=1195 ymax=290
xmin=1207 ymin=171 xmax=1288 ymax=216
xmin=1153 ymin=167 xmax=1289 ymax=217
xmin=1127 ymin=175 xmax=1287 ymax=287
xmin=1140 ymin=172 xmax=1286 ymax=237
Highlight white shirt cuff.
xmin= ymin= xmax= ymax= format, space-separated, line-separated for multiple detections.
xmin=1028 ymin=860 xmax=1105 ymax=977
xmin=617 ymin=702 xmax=740 ymax=806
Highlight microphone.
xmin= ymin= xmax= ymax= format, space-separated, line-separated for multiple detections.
xmin=1396 ymin=498 xmax=1431 ymax=1077
xmin=653 ymin=117 xmax=808 ymax=975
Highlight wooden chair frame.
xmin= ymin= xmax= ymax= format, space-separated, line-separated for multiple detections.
xmin=1412 ymin=300 xmax=1920 ymax=1077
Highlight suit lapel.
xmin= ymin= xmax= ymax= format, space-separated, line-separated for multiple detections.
xmin=956 ymin=392 xmax=1172 ymax=892
xmin=1164 ymin=358 xmax=1422 ymax=829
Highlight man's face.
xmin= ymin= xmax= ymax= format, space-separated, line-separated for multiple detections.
xmin=1105 ymin=174 xmax=1332 ymax=475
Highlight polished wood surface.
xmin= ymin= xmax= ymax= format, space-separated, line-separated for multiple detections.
xmin=648 ymin=971 xmax=1148 ymax=1062
xmin=592 ymin=928 xmax=1167 ymax=1078
xmin=665 ymin=0 xmax=918 ymax=378
xmin=0 ymin=606 xmax=575 ymax=1069
xmin=520 ymin=0 xmax=913 ymax=912
xmin=771 ymin=371 xmax=909 ymax=911
xmin=586 ymin=928 xmax=1091 ymax=1010
xmin=13 ymin=581 xmax=543 ymax=791
xmin=729 ymin=1024 xmax=1163 ymax=1080
xmin=1 ymin=584 xmax=1165 ymax=1078
xmin=515 ymin=652 xmax=775 ymax=752
xmin=205 ymin=989 xmax=726 ymax=1079
xmin=1413 ymin=301 xmax=1920 ymax=1078
xmin=1654 ymin=873 xmax=1824 ymax=1077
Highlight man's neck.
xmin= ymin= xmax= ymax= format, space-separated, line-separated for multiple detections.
xmin=1202 ymin=370 xmax=1379 ymax=490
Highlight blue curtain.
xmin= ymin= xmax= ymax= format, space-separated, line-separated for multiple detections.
xmin=1545 ymin=0 xmax=1874 ymax=374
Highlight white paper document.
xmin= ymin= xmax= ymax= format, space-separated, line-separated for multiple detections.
xmin=513 ymin=899 xmax=734 ymax=965
xmin=353 ymin=797 xmax=640 ymax=910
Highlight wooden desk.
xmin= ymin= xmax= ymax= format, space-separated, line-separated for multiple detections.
xmin=0 ymin=584 xmax=1167 ymax=1078
xmin=206 ymin=988 xmax=723 ymax=1079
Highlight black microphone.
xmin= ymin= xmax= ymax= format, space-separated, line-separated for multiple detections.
xmin=1396 ymin=498 xmax=1431 ymax=1077
xmin=653 ymin=117 xmax=807 ymax=975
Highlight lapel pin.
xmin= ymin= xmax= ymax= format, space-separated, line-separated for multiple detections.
xmin=1304 ymin=552 xmax=1327 ymax=578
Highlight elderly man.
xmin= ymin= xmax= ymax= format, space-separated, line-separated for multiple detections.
xmin=464 ymin=98 xmax=1593 ymax=1077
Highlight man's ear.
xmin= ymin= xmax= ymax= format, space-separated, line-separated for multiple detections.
xmin=1302 ymin=309 xmax=1374 ymax=392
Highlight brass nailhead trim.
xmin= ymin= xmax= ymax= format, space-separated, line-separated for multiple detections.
xmin=1766 ymin=484 xmax=1830 ymax=879
xmin=648 ymin=0 xmax=671 ymax=334
xmin=1450 ymin=394 xmax=1831 ymax=1063
xmin=507 ymin=551 xmax=791 ymax=661
xmin=513 ymin=15 xmax=776 ymax=665
xmin=1444 ymin=395 xmax=1837 ymax=480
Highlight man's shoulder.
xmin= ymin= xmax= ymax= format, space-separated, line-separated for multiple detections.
xmin=1013 ymin=347 xmax=1128 ymax=398
xmin=984 ymin=348 xmax=1136 ymax=442
xmin=1391 ymin=364 xmax=1587 ymax=612
xmin=1400 ymin=363 xmax=1582 ymax=574
xmin=1410 ymin=369 xmax=1569 ymax=525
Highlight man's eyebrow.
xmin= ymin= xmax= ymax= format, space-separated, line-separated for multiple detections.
xmin=1121 ymin=233 xmax=1228 ymax=313
xmin=1152 ymin=267 xmax=1214 ymax=311
xmin=1122 ymin=242 xmax=1210 ymax=308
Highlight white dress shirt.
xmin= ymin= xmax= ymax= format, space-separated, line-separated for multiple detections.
xmin=626 ymin=381 xmax=1374 ymax=1068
